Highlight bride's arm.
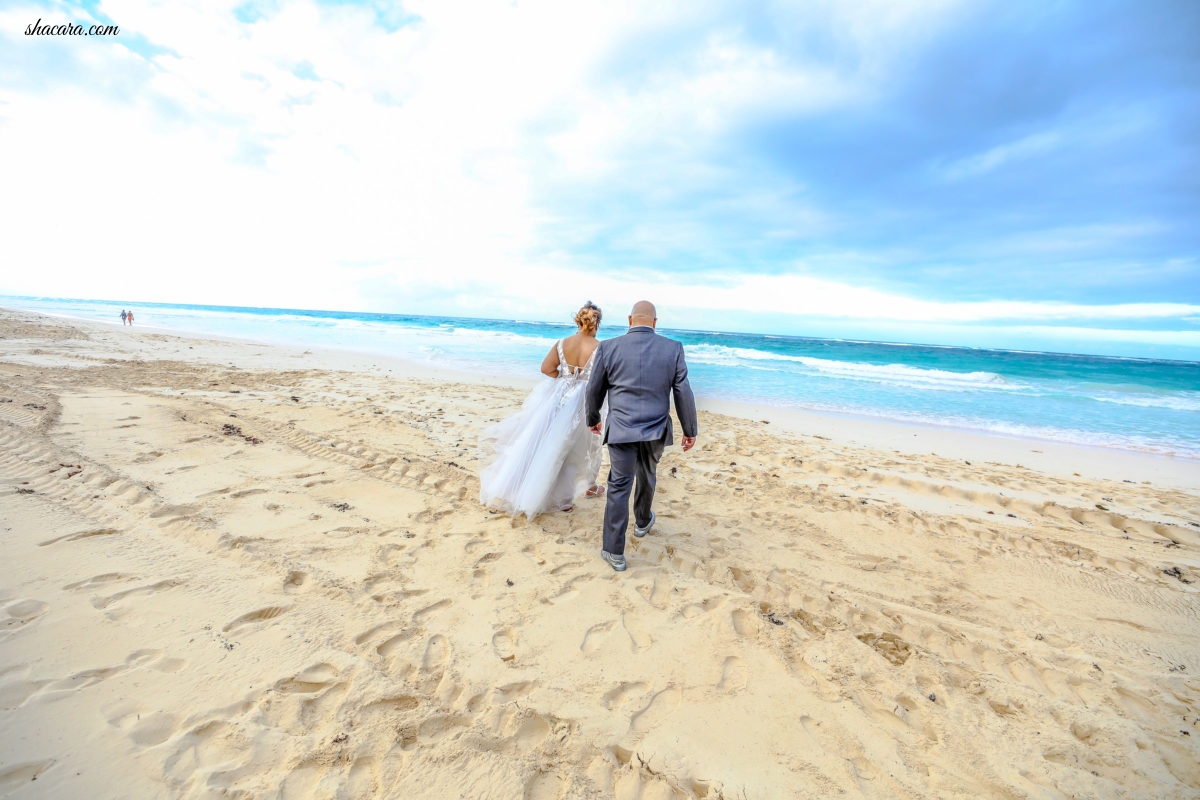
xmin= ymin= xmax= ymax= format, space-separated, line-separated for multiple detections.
xmin=540 ymin=344 xmax=559 ymax=377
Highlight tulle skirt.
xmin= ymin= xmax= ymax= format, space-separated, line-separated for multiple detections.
xmin=478 ymin=376 xmax=603 ymax=519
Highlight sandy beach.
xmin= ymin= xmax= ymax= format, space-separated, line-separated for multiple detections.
xmin=1 ymin=307 xmax=1197 ymax=799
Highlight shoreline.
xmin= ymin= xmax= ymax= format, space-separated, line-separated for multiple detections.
xmin=8 ymin=295 xmax=1199 ymax=365
xmin=7 ymin=305 xmax=1198 ymax=492
xmin=702 ymin=397 xmax=1200 ymax=493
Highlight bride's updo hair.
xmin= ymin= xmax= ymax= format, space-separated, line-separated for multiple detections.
xmin=574 ymin=301 xmax=602 ymax=335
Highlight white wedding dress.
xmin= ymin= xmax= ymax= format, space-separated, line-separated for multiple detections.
xmin=478 ymin=340 xmax=604 ymax=518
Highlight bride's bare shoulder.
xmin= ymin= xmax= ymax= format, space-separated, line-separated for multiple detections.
xmin=562 ymin=333 xmax=599 ymax=364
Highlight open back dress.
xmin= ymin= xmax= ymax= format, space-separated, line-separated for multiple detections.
xmin=478 ymin=340 xmax=604 ymax=518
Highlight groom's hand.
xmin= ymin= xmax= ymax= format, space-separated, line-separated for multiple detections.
xmin=681 ymin=436 xmax=696 ymax=452
xmin=589 ymin=422 xmax=603 ymax=435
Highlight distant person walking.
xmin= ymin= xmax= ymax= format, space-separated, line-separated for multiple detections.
xmin=126 ymin=310 xmax=134 ymax=325
xmin=585 ymin=300 xmax=698 ymax=572
xmin=120 ymin=309 xmax=128 ymax=325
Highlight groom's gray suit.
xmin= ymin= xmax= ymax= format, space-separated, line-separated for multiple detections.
xmin=585 ymin=324 xmax=698 ymax=558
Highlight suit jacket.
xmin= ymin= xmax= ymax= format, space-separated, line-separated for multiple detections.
xmin=585 ymin=326 xmax=698 ymax=445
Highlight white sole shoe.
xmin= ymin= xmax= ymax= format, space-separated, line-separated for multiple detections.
xmin=601 ymin=550 xmax=627 ymax=572
xmin=633 ymin=511 xmax=655 ymax=538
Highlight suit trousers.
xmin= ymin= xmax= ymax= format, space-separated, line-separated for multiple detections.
xmin=602 ymin=439 xmax=665 ymax=555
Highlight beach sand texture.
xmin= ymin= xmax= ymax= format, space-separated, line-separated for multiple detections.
xmin=1 ymin=308 xmax=1198 ymax=799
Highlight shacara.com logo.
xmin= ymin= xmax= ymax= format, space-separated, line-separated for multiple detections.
xmin=26 ymin=18 xmax=119 ymax=36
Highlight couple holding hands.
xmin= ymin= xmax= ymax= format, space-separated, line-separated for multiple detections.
xmin=479 ymin=300 xmax=698 ymax=572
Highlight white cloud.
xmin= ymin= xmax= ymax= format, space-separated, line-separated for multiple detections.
xmin=1 ymin=0 xmax=1194 ymax=358
xmin=2 ymin=0 xmax=562 ymax=305
xmin=358 ymin=260 xmax=1200 ymax=332
xmin=937 ymin=130 xmax=1063 ymax=181
xmin=683 ymin=272 xmax=1200 ymax=323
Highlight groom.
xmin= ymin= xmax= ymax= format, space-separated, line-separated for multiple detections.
xmin=586 ymin=301 xmax=698 ymax=572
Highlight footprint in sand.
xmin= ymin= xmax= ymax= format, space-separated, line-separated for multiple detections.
xmin=91 ymin=579 xmax=184 ymax=611
xmin=103 ymin=698 xmax=147 ymax=729
xmin=621 ymin=612 xmax=652 ymax=652
xmin=0 ymin=760 xmax=56 ymax=792
xmin=274 ymin=662 xmax=341 ymax=694
xmin=63 ymin=572 xmax=134 ymax=591
xmin=45 ymin=663 xmax=127 ymax=692
xmin=471 ymin=566 xmax=491 ymax=596
xmin=265 ymin=664 xmax=349 ymax=735
xmin=511 ymin=711 xmax=554 ymax=749
xmin=5 ymin=598 xmax=48 ymax=625
xmin=717 ymin=656 xmax=748 ymax=692
xmin=124 ymin=648 xmax=166 ymax=668
xmin=222 ymin=605 xmax=290 ymax=634
xmin=548 ymin=575 xmax=585 ymax=604
xmin=727 ymin=566 xmax=757 ymax=593
xmin=38 ymin=527 xmax=121 ymax=547
xmin=282 ymin=570 xmax=307 ymax=591
xmin=855 ymin=632 xmax=914 ymax=667
xmin=362 ymin=694 xmax=421 ymax=717
xmin=0 ymin=665 xmax=48 ymax=709
xmin=357 ymin=695 xmax=422 ymax=738
xmin=128 ymin=711 xmax=183 ymax=747
xmin=421 ymin=634 xmax=451 ymax=676
xmin=279 ymin=757 xmax=334 ymax=800
xmin=412 ymin=599 xmax=452 ymax=624
xmin=636 ymin=575 xmax=674 ymax=610
xmin=602 ymin=681 xmax=649 ymax=711
xmin=494 ymin=680 xmax=537 ymax=704
xmin=415 ymin=712 xmax=473 ymax=747
xmin=48 ymin=649 xmax=182 ymax=698
xmin=376 ymin=629 xmax=418 ymax=666
xmin=154 ymin=652 xmax=189 ymax=673
xmin=523 ymin=770 xmax=568 ymax=800
xmin=580 ymin=621 xmax=615 ymax=653
xmin=148 ymin=503 xmax=202 ymax=522
xmin=492 ymin=628 xmax=517 ymax=662
xmin=680 ymin=595 xmax=726 ymax=619
xmin=345 ymin=756 xmax=381 ymax=798
xmin=730 ymin=607 xmax=759 ymax=637
xmin=549 ymin=561 xmax=585 ymax=576
xmin=628 ymin=685 xmax=682 ymax=734
xmin=462 ymin=532 xmax=495 ymax=555
xmin=164 ymin=719 xmax=250 ymax=783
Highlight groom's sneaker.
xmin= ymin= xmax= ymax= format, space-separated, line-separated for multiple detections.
xmin=633 ymin=511 xmax=656 ymax=538
xmin=601 ymin=550 xmax=627 ymax=572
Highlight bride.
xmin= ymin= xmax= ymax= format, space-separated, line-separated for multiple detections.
xmin=479 ymin=301 xmax=606 ymax=518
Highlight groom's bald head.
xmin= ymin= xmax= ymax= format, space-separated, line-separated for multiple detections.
xmin=629 ymin=301 xmax=657 ymax=328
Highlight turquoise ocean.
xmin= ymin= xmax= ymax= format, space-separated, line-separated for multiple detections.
xmin=5 ymin=296 xmax=1199 ymax=461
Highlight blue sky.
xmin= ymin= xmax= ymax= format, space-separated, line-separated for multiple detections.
xmin=1 ymin=0 xmax=1198 ymax=358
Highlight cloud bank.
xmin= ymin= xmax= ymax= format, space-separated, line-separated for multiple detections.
xmin=1 ymin=0 xmax=1197 ymax=358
